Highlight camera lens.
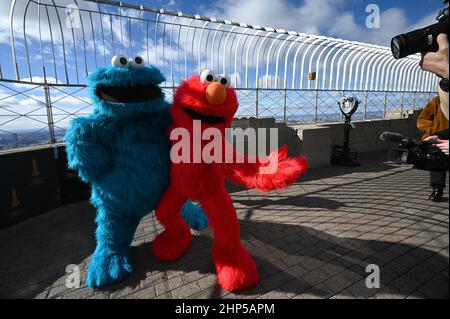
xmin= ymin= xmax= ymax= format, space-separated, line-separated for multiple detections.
xmin=391 ymin=37 xmax=402 ymax=59
xmin=391 ymin=22 xmax=447 ymax=59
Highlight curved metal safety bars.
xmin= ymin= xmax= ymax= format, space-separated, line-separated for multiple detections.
xmin=6 ymin=0 xmax=439 ymax=91
xmin=0 ymin=0 xmax=439 ymax=152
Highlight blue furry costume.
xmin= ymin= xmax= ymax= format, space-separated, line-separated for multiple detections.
xmin=65 ymin=55 xmax=208 ymax=288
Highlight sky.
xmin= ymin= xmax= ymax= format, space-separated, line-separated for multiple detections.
xmin=0 ymin=0 xmax=445 ymax=49
xmin=0 ymin=0 xmax=445 ymax=134
xmin=0 ymin=0 xmax=444 ymax=81
xmin=155 ymin=0 xmax=443 ymax=45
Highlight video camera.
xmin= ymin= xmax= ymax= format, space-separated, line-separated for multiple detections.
xmin=380 ymin=132 xmax=449 ymax=172
xmin=391 ymin=0 xmax=449 ymax=59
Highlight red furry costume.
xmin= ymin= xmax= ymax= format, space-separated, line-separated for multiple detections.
xmin=151 ymin=70 xmax=308 ymax=291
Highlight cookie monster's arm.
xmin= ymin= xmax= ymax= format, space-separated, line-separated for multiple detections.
xmin=65 ymin=116 xmax=114 ymax=183
xmin=158 ymin=102 xmax=174 ymax=134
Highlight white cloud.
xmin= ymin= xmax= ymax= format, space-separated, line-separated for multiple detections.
xmin=0 ymin=0 xmax=130 ymax=57
xmin=229 ymin=72 xmax=241 ymax=87
xmin=328 ymin=8 xmax=439 ymax=46
xmin=15 ymin=76 xmax=60 ymax=85
xmin=0 ymin=0 xmax=101 ymax=43
xmin=0 ymin=0 xmax=11 ymax=43
xmin=0 ymin=83 xmax=92 ymax=131
xmin=202 ymin=0 xmax=440 ymax=46
xmin=204 ymin=0 xmax=342 ymax=35
xmin=258 ymin=74 xmax=281 ymax=89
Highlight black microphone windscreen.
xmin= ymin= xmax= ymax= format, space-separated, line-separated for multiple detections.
xmin=380 ymin=131 xmax=405 ymax=142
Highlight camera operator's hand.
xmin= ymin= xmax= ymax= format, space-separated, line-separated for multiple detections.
xmin=436 ymin=139 xmax=449 ymax=155
xmin=423 ymin=135 xmax=440 ymax=143
xmin=424 ymin=136 xmax=449 ymax=155
xmin=420 ymin=34 xmax=449 ymax=79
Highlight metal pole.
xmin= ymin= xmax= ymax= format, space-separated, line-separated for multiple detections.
xmin=314 ymin=89 xmax=318 ymax=124
xmin=383 ymin=91 xmax=388 ymax=119
xmin=255 ymin=88 xmax=259 ymax=118
xmin=43 ymin=67 xmax=56 ymax=144
xmin=413 ymin=92 xmax=416 ymax=110
xmin=283 ymin=88 xmax=287 ymax=123
xmin=400 ymin=92 xmax=404 ymax=118
xmin=364 ymin=91 xmax=368 ymax=120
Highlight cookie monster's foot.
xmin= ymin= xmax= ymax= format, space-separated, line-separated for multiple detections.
xmin=181 ymin=200 xmax=208 ymax=231
xmin=151 ymin=224 xmax=192 ymax=261
xmin=86 ymin=248 xmax=132 ymax=288
xmin=214 ymin=244 xmax=260 ymax=292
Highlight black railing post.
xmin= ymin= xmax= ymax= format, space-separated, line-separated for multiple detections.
xmin=43 ymin=67 xmax=56 ymax=144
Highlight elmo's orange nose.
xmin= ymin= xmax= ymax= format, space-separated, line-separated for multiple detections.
xmin=206 ymin=82 xmax=227 ymax=105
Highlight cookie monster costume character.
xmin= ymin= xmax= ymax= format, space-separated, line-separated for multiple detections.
xmin=65 ymin=55 xmax=208 ymax=288
xmin=151 ymin=70 xmax=308 ymax=291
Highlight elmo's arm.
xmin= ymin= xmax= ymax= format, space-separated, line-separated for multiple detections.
xmin=222 ymin=144 xmax=308 ymax=192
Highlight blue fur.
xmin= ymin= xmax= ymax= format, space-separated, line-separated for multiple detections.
xmin=181 ymin=200 xmax=208 ymax=231
xmin=65 ymin=64 xmax=208 ymax=288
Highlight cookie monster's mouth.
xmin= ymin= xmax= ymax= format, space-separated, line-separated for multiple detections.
xmin=96 ymin=84 xmax=162 ymax=103
xmin=183 ymin=107 xmax=226 ymax=125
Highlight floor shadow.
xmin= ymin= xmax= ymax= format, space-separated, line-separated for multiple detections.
xmin=238 ymin=220 xmax=448 ymax=298
xmin=0 ymin=207 xmax=447 ymax=299
xmin=234 ymin=195 xmax=345 ymax=210
xmin=0 ymin=150 xmax=447 ymax=299
xmin=0 ymin=201 xmax=97 ymax=298
xmin=226 ymin=151 xmax=411 ymax=195
xmin=122 ymin=219 xmax=448 ymax=299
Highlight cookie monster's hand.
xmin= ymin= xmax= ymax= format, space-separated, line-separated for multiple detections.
xmin=86 ymin=247 xmax=132 ymax=288
xmin=65 ymin=117 xmax=114 ymax=183
xmin=181 ymin=200 xmax=208 ymax=231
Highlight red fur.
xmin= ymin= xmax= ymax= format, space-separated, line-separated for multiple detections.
xmin=151 ymin=74 xmax=308 ymax=291
xmin=223 ymin=144 xmax=309 ymax=192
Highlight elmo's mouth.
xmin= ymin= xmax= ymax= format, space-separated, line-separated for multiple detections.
xmin=96 ymin=84 xmax=162 ymax=103
xmin=183 ymin=107 xmax=226 ymax=124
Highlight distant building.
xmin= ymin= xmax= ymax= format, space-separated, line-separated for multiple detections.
xmin=11 ymin=133 xmax=18 ymax=149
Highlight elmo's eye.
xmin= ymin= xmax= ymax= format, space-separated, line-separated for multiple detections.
xmin=200 ymin=69 xmax=216 ymax=83
xmin=129 ymin=56 xmax=145 ymax=68
xmin=217 ymin=74 xmax=231 ymax=87
xmin=111 ymin=55 xmax=128 ymax=67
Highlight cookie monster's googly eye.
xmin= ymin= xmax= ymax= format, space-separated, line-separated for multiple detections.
xmin=111 ymin=55 xmax=129 ymax=67
xmin=217 ymin=74 xmax=231 ymax=87
xmin=200 ymin=69 xmax=217 ymax=84
xmin=129 ymin=56 xmax=145 ymax=69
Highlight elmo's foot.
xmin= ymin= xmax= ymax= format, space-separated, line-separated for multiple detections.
xmin=214 ymin=245 xmax=259 ymax=292
xmin=150 ymin=227 xmax=192 ymax=261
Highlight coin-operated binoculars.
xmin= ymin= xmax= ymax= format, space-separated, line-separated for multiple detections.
xmin=331 ymin=96 xmax=361 ymax=167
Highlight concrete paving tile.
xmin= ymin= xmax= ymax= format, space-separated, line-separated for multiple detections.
xmin=0 ymin=152 xmax=447 ymax=299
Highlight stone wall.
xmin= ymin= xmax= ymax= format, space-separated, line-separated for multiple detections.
xmin=232 ymin=110 xmax=422 ymax=168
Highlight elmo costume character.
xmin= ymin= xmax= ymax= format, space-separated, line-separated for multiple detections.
xmin=151 ymin=69 xmax=308 ymax=291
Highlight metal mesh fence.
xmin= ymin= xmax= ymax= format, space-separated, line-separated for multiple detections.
xmin=0 ymin=0 xmax=440 ymax=152
xmin=0 ymin=79 xmax=438 ymax=152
